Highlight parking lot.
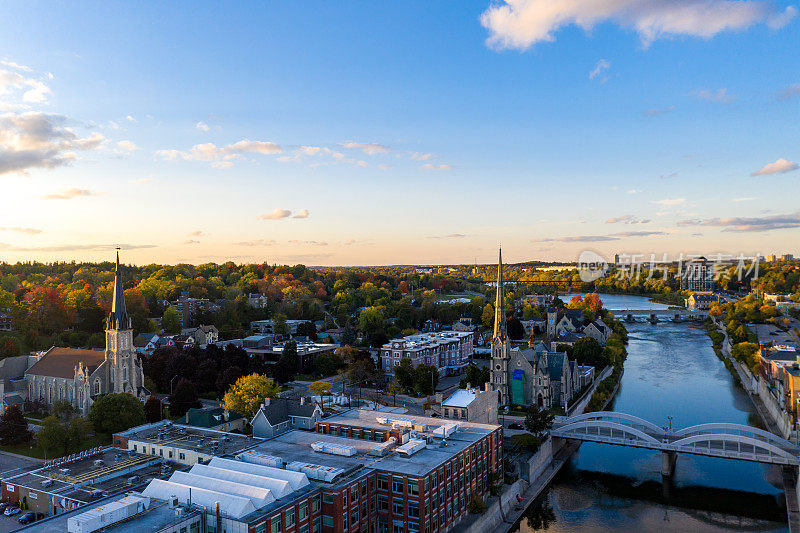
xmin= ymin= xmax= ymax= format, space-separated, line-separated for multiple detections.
xmin=0 ymin=453 xmax=44 ymax=532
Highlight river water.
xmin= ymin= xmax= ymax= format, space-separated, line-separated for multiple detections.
xmin=514 ymin=294 xmax=789 ymax=533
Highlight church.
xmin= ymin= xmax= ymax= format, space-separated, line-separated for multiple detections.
xmin=490 ymin=249 xmax=578 ymax=409
xmin=25 ymin=252 xmax=148 ymax=414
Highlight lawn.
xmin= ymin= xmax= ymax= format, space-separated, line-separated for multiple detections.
xmin=1 ymin=433 xmax=111 ymax=460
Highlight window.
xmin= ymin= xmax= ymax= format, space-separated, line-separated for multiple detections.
xmin=322 ymin=516 xmax=333 ymax=527
xmin=299 ymin=525 xmax=308 ymax=533
xmin=408 ymin=501 xmax=419 ymax=518
xmin=322 ymin=493 xmax=333 ymax=504
xmin=312 ymin=495 xmax=320 ymax=513
xmin=377 ymin=474 xmax=388 ymax=490
xmin=299 ymin=502 xmax=308 ymax=520
xmin=392 ymin=498 xmax=404 ymax=515
xmin=255 ymin=524 xmax=266 ymax=533
xmin=271 ymin=516 xmax=281 ymax=533
xmin=378 ymin=495 xmax=388 ymax=512
xmin=351 ymin=485 xmax=359 ymax=501
xmin=312 ymin=517 xmax=321 ymax=533
xmin=351 ymin=507 xmax=358 ymax=524
xmin=364 ymin=430 xmax=372 ymax=440
xmin=286 ymin=508 xmax=295 ymax=527
xmin=392 ymin=477 xmax=403 ymax=493
xmin=408 ymin=480 xmax=419 ymax=496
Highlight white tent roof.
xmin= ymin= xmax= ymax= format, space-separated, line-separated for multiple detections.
xmin=168 ymin=471 xmax=276 ymax=508
xmin=189 ymin=464 xmax=293 ymax=499
xmin=141 ymin=479 xmax=256 ymax=519
xmin=209 ymin=457 xmax=310 ymax=491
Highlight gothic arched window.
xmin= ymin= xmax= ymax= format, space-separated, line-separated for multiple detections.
xmin=94 ymin=380 xmax=100 ymax=395
xmin=123 ymin=366 xmax=128 ymax=382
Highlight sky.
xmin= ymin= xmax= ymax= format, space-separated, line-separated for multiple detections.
xmin=0 ymin=0 xmax=798 ymax=266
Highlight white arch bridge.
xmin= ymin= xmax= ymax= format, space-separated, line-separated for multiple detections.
xmin=551 ymin=412 xmax=800 ymax=475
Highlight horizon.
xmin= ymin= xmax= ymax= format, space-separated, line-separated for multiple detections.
xmin=1 ymin=2 xmax=799 ymax=266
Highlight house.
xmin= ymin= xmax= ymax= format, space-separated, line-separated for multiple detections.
xmin=380 ymin=331 xmax=473 ymax=377
xmin=0 ymin=313 xmax=11 ymax=332
xmin=322 ymin=327 xmax=345 ymax=342
xmin=170 ymin=334 xmax=196 ymax=350
xmin=521 ymin=319 xmax=546 ymax=337
xmin=184 ymin=406 xmax=246 ymax=432
xmin=584 ymin=319 xmax=612 ymax=345
xmin=423 ymin=319 xmax=441 ymax=333
xmin=425 ymin=385 xmax=499 ymax=424
xmin=181 ymin=325 xmax=219 ymax=346
xmin=169 ymin=292 xmax=221 ymax=327
xmin=550 ymin=332 xmax=585 ymax=350
xmin=250 ymin=397 xmax=322 ymax=438
xmin=246 ymin=293 xmax=269 ymax=309
xmin=686 ymin=292 xmax=720 ymax=310
xmin=134 ymin=332 xmax=160 ymax=356
xmin=547 ymin=351 xmax=574 ymax=408
xmin=250 ymin=319 xmax=307 ymax=336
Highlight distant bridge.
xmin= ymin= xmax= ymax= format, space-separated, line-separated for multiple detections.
xmin=610 ymin=309 xmax=708 ymax=321
xmin=551 ymin=411 xmax=800 ymax=475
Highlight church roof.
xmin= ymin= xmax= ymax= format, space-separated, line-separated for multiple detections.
xmin=26 ymin=347 xmax=105 ymax=379
xmin=492 ymin=247 xmax=508 ymax=342
xmin=108 ymin=250 xmax=131 ymax=330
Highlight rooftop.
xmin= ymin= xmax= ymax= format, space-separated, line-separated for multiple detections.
xmin=442 ymin=388 xmax=483 ymax=408
xmin=115 ymin=420 xmax=261 ymax=456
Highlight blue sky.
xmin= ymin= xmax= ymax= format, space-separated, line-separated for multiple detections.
xmin=1 ymin=1 xmax=798 ymax=265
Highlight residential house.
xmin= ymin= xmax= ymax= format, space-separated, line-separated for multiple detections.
xmin=0 ymin=313 xmax=11 ymax=332
xmin=250 ymin=397 xmax=322 ymax=438
xmin=584 ymin=319 xmax=612 ymax=345
xmin=169 ymin=292 xmax=221 ymax=327
xmin=686 ymin=292 xmax=720 ymax=311
xmin=246 ymin=293 xmax=269 ymax=309
xmin=425 ymin=385 xmax=500 ymax=424
xmin=181 ymin=325 xmax=219 ymax=346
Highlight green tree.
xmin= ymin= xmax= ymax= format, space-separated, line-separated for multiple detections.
xmin=51 ymin=399 xmax=77 ymax=423
xmin=394 ymin=358 xmax=415 ymax=391
xmin=459 ymin=363 xmax=490 ymax=389
xmin=0 ymin=405 xmax=32 ymax=445
xmin=413 ymin=364 xmax=439 ymax=396
xmin=37 ymin=415 xmax=68 ymax=456
xmin=273 ymin=340 xmax=298 ymax=383
xmin=358 ymin=306 xmax=386 ymax=346
xmin=386 ymin=378 xmax=403 ymax=406
xmin=143 ymin=396 xmax=163 ymax=423
xmin=273 ymin=314 xmax=289 ymax=336
xmin=524 ymin=404 xmax=554 ymax=437
xmin=571 ymin=337 xmax=605 ymax=369
xmin=162 ymin=306 xmax=181 ymax=334
xmin=481 ymin=304 xmax=494 ymax=328
xmin=66 ymin=417 xmax=92 ymax=453
xmin=223 ymin=373 xmax=281 ymax=418
xmin=88 ymin=393 xmax=145 ymax=434
xmin=170 ymin=379 xmax=201 ymax=417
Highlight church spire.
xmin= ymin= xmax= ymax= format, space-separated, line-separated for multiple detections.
xmin=108 ymin=249 xmax=130 ymax=330
xmin=492 ymin=247 xmax=507 ymax=342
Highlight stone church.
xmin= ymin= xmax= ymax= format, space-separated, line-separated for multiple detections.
xmin=489 ymin=249 xmax=552 ymax=408
xmin=25 ymin=252 xmax=148 ymax=413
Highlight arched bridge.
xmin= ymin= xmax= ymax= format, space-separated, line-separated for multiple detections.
xmin=551 ymin=412 xmax=800 ymax=473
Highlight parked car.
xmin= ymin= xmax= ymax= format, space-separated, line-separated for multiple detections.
xmin=508 ymin=422 xmax=523 ymax=430
xmin=18 ymin=512 xmax=36 ymax=524
xmin=4 ymin=506 xmax=21 ymax=516
xmin=0 ymin=502 xmax=10 ymax=511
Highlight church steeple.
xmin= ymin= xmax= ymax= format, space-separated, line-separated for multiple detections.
xmin=108 ymin=249 xmax=130 ymax=330
xmin=492 ymin=247 xmax=507 ymax=342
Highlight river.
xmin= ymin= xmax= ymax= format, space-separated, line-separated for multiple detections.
xmin=514 ymin=294 xmax=789 ymax=533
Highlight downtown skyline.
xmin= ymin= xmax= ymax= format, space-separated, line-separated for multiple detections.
xmin=1 ymin=1 xmax=799 ymax=266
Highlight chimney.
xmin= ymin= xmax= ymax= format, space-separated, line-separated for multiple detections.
xmin=215 ymin=502 xmax=221 ymax=533
xmin=263 ymin=397 xmax=271 ymax=408
xmin=484 ymin=382 xmax=490 ymax=392
xmin=466 ymin=383 xmax=471 ymax=390
xmin=300 ymin=397 xmax=306 ymax=405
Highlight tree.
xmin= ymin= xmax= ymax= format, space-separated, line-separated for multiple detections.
xmin=143 ymin=396 xmax=163 ymax=423
xmin=37 ymin=416 xmax=68 ymax=456
xmin=507 ymin=317 xmax=525 ymax=340
xmin=315 ymin=353 xmax=345 ymax=377
xmin=571 ymin=337 xmax=605 ymax=369
xmin=709 ymin=303 xmax=723 ymax=317
xmin=394 ymin=358 xmax=415 ymax=391
xmin=0 ymin=336 xmax=20 ymax=357
xmin=358 ymin=307 xmax=386 ymax=347
xmin=51 ymin=399 xmax=77 ymax=423
xmin=481 ymin=304 xmax=494 ymax=328
xmin=524 ymin=404 xmax=554 ymax=437
xmin=0 ymin=405 xmax=32 ymax=445
xmin=386 ymin=379 xmax=403 ymax=406
xmin=162 ymin=306 xmax=181 ymax=334
xmin=309 ymin=381 xmax=332 ymax=407
xmin=459 ymin=363 xmax=490 ymax=389
xmin=66 ymin=417 xmax=92 ymax=453
xmin=273 ymin=314 xmax=289 ymax=337
xmin=335 ymin=346 xmax=360 ymax=364
xmin=170 ymin=379 xmax=201 ymax=417
xmin=413 ymin=364 xmax=439 ymax=396
xmin=297 ymin=321 xmax=318 ymax=340
xmin=347 ymin=359 xmax=377 ymax=386
xmin=273 ymin=340 xmax=298 ymax=383
xmin=88 ymin=393 xmax=145 ymax=434
xmin=223 ymin=373 xmax=281 ymax=418
xmin=467 ymin=493 xmax=486 ymax=514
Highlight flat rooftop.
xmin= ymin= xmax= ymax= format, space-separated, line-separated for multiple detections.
xmin=253 ymin=409 xmax=500 ymax=478
xmin=116 ymin=420 xmax=262 ymax=455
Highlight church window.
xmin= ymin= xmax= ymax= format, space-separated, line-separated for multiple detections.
xmin=495 ymin=364 xmax=500 ymax=370
xmin=123 ymin=366 xmax=128 ymax=382
xmin=94 ymin=380 xmax=100 ymax=394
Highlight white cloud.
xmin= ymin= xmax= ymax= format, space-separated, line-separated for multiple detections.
xmin=420 ymin=163 xmax=454 ymax=171
xmin=732 ymin=197 xmax=757 ymax=202
xmin=480 ymin=0 xmax=796 ymax=50
xmin=125 ymin=115 xmax=137 ymax=123
xmin=196 ymin=121 xmax=210 ymax=132
xmin=41 ymin=188 xmax=101 ymax=200
xmin=751 ymin=158 xmax=799 ymax=176
xmin=292 ymin=209 xmax=310 ymax=219
xmin=234 ymin=239 xmax=278 ymax=246
xmin=340 ymin=141 xmax=391 ymax=155
xmin=778 ymin=83 xmax=800 ymax=101
xmin=410 ymin=152 xmax=435 ymax=161
xmin=0 ymin=226 xmax=41 ymax=234
xmin=117 ymin=140 xmax=138 ymax=152
xmin=651 ymin=198 xmax=685 ymax=206
xmin=589 ymin=59 xmax=610 ymax=81
xmin=156 ymin=139 xmax=282 ymax=168
xmin=130 ymin=177 xmax=154 ymax=185
xmin=0 ymin=62 xmax=52 ymax=104
xmin=0 ymin=112 xmax=107 ymax=175
xmin=626 ymin=189 xmax=641 ymax=194
xmin=643 ymin=106 xmax=674 ymax=117
xmin=605 ymin=215 xmax=651 ymax=224
xmin=259 ymin=208 xmax=292 ymax=220
xmin=693 ymin=88 xmax=734 ymax=103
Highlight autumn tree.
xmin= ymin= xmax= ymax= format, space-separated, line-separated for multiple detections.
xmin=0 ymin=405 xmax=32 ymax=445
xmin=481 ymin=304 xmax=494 ymax=328
xmin=223 ymin=374 xmax=281 ymax=418
xmin=162 ymin=306 xmax=181 ymax=334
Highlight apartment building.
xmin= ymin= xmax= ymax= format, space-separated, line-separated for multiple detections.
xmin=380 ymin=331 xmax=474 ymax=377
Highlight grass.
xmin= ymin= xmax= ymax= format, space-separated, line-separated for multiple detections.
xmin=1 ymin=433 xmax=110 ymax=460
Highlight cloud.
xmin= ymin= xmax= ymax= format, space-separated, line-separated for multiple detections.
xmin=613 ymin=230 xmax=665 ymax=237
xmin=292 ymin=209 xmax=310 ymax=219
xmin=0 ymin=112 xmax=107 ymax=175
xmin=259 ymin=208 xmax=292 ymax=220
xmin=420 ymin=163 xmax=454 ymax=171
xmin=589 ymin=59 xmax=610 ymax=81
xmin=693 ymin=88 xmax=734 ymax=103
xmin=651 ymin=198 xmax=685 ymax=206
xmin=188 ymin=231 xmax=204 ymax=237
xmin=678 ymin=211 xmax=800 ymax=232
xmin=626 ymin=189 xmax=641 ymax=194
xmin=41 ymin=188 xmax=100 ymax=200
xmin=750 ymin=158 xmax=798 ymax=176
xmin=288 ymin=240 xmax=328 ymax=246
xmin=643 ymin=106 xmax=674 ymax=117
xmin=195 ymin=121 xmax=210 ymax=132
xmin=183 ymin=239 xmax=200 ymax=245
xmin=234 ymin=239 xmax=278 ymax=246
xmin=605 ymin=215 xmax=651 ymax=224
xmin=156 ymin=139 xmax=282 ymax=168
xmin=480 ymin=0 xmax=796 ymax=50
xmin=116 ymin=140 xmax=137 ymax=152
xmin=0 ymin=62 xmax=51 ymax=103
xmin=534 ymin=235 xmax=619 ymax=243
xmin=0 ymin=243 xmax=155 ymax=252
xmin=659 ymin=172 xmax=679 ymax=179
xmin=125 ymin=115 xmax=136 ymax=123
xmin=0 ymin=226 xmax=41 ymax=234
xmin=410 ymin=152 xmax=435 ymax=161
xmin=428 ymin=233 xmax=467 ymax=239
xmin=340 ymin=141 xmax=390 ymax=155
xmin=130 ymin=177 xmax=154 ymax=185
xmin=778 ymin=83 xmax=800 ymax=101
xmin=732 ymin=197 xmax=757 ymax=202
